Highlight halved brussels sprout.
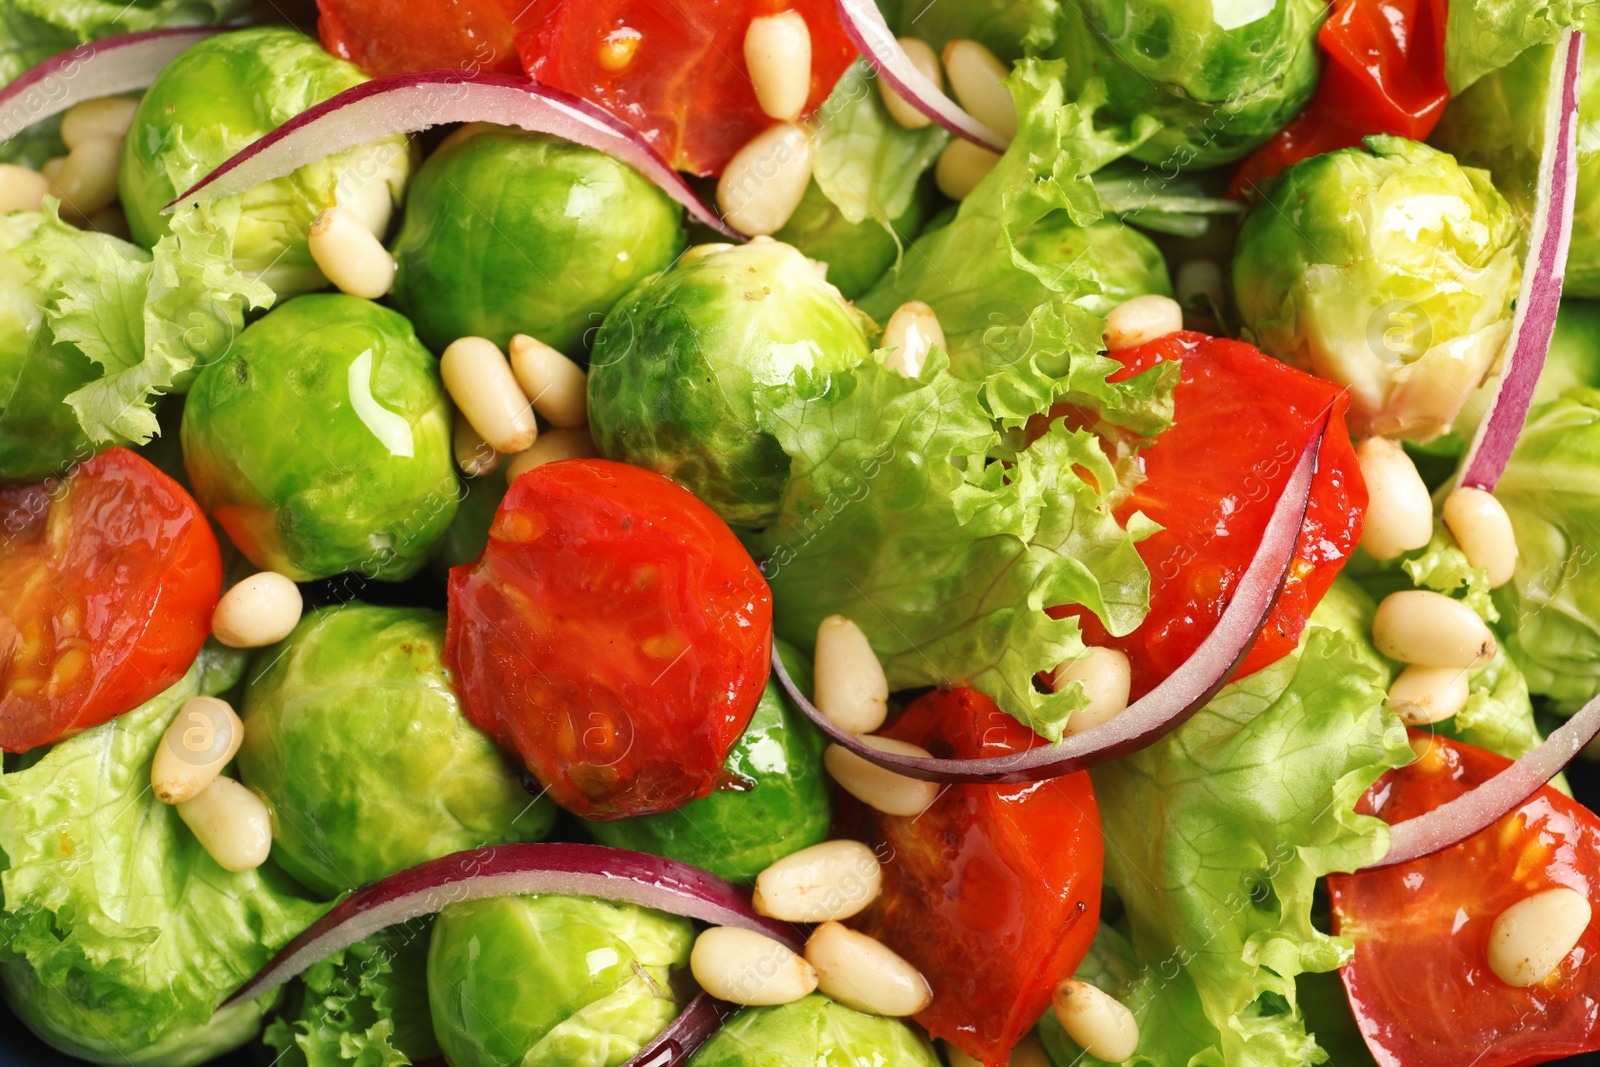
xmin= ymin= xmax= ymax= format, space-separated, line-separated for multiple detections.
xmin=587 ymin=239 xmax=875 ymax=528
xmin=390 ymin=126 xmax=685 ymax=355
xmin=427 ymin=894 xmax=693 ymax=1067
xmin=1233 ymin=136 xmax=1521 ymax=441
xmin=181 ymin=293 xmax=456 ymax=581
xmin=119 ymin=27 xmax=412 ymax=298
xmin=686 ymin=995 xmax=941 ymax=1066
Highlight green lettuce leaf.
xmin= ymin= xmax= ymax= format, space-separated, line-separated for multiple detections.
xmin=1444 ymin=0 xmax=1600 ymax=93
xmin=0 ymin=648 xmax=325 ymax=1060
xmin=1081 ymin=579 xmax=1413 ymax=1067
xmin=1091 ymin=159 xmax=1245 ymax=239
xmin=757 ymin=346 xmax=1160 ymax=740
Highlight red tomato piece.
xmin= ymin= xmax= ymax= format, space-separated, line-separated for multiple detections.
xmin=1329 ymin=734 xmax=1600 ymax=1067
xmin=1046 ymin=332 xmax=1364 ymax=698
xmin=507 ymin=0 xmax=858 ymax=175
xmin=835 ymin=688 xmax=1103 ymax=1066
xmin=444 ymin=458 xmax=773 ymax=820
xmin=0 ymin=448 xmax=222 ymax=753
xmin=316 ymin=0 xmax=524 ymax=77
xmin=1232 ymin=0 xmax=1448 ymax=195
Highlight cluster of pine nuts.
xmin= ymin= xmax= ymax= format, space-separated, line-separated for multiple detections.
xmin=439 ymin=333 xmax=597 ymax=482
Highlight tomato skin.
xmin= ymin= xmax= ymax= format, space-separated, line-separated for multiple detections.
xmin=835 ymin=688 xmax=1102 ymax=1066
xmin=1050 ymin=332 xmax=1364 ymax=698
xmin=316 ymin=0 xmax=524 ymax=77
xmin=1329 ymin=734 xmax=1600 ymax=1067
xmin=0 ymin=448 xmax=222 ymax=753
xmin=444 ymin=458 xmax=773 ymax=820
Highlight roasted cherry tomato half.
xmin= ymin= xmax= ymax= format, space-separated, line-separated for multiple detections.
xmin=835 ymin=687 xmax=1103 ymax=1066
xmin=444 ymin=458 xmax=773 ymax=819
xmin=1045 ymin=331 xmax=1364 ymax=698
xmin=0 ymin=448 xmax=222 ymax=752
xmin=316 ymin=0 xmax=524 ymax=77
xmin=1330 ymin=733 xmax=1600 ymax=1067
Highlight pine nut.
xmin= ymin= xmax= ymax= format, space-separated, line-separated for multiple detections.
xmin=1443 ymin=486 xmax=1518 ymax=588
xmin=813 ymin=615 xmax=888 ymax=734
xmin=509 ymin=333 xmax=589 ymax=428
xmin=454 ymin=409 xmax=502 ymax=477
xmin=1487 ymin=887 xmax=1592 ymax=987
xmin=881 ymin=301 xmax=944 ymax=378
xmin=39 ymin=156 xmax=66 ymax=186
xmin=52 ymin=137 xmax=121 ymax=217
xmin=504 ymin=427 xmax=598 ymax=483
xmin=1052 ymin=646 xmax=1131 ymax=736
xmin=441 ymin=337 xmax=538 ymax=455
xmin=752 ymin=839 xmax=882 ymax=922
xmin=151 ymin=696 xmax=244 ymax=805
xmin=805 ymin=921 xmax=932 ymax=1017
xmin=934 ymin=138 xmax=1000 ymax=200
xmin=1052 ymin=979 xmax=1139 ymax=1062
xmin=824 ymin=737 xmax=940 ymax=817
xmin=212 ymin=571 xmax=303 ymax=649
xmin=176 ymin=776 xmax=273 ymax=873
xmin=690 ymin=926 xmax=818 ymax=1006
xmin=745 ymin=11 xmax=812 ymax=122
xmin=0 ymin=164 xmax=49 ymax=213
xmin=717 ymin=122 xmax=814 ymax=237
xmin=941 ymin=39 xmax=1017 ymax=140
xmin=880 ymin=38 xmax=942 ymax=130
xmin=1104 ymin=294 xmax=1183 ymax=351
xmin=60 ymin=97 xmax=139 ymax=151
xmin=308 ymin=206 xmax=396 ymax=300
xmin=944 ymin=1037 xmax=1047 ymax=1067
xmin=1385 ymin=665 xmax=1469 ymax=726
xmin=1355 ymin=437 xmax=1434 ymax=560
xmin=1175 ymin=258 xmax=1224 ymax=308
xmin=1372 ymin=590 xmax=1496 ymax=669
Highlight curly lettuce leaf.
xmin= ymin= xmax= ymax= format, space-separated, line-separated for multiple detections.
xmin=757 ymin=347 xmax=1160 ymax=740
xmin=1445 ymin=0 xmax=1600 ymax=93
xmin=1401 ymin=525 xmax=1500 ymax=621
xmin=0 ymin=649 xmax=325 ymax=1055
xmin=1080 ymin=579 xmax=1413 ymax=1067
xmin=1 ymin=0 xmax=256 ymax=37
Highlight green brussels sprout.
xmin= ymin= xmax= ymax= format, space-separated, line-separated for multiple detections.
xmin=584 ymin=642 xmax=830 ymax=882
xmin=390 ymin=126 xmax=685 ymax=354
xmin=237 ymin=604 xmax=553 ymax=898
xmin=686 ymin=996 xmax=942 ymax=1067
xmin=1433 ymin=40 xmax=1600 ymax=297
xmin=1 ymin=960 xmax=274 ymax=1067
xmin=587 ymin=239 xmax=874 ymax=527
xmin=1232 ymin=135 xmax=1521 ymax=441
xmin=431 ymin=473 xmax=509 ymax=573
xmin=0 ymin=213 xmax=100 ymax=483
xmin=774 ymin=179 xmax=929 ymax=300
xmin=1057 ymin=0 xmax=1327 ymax=168
xmin=1539 ymin=300 xmax=1600 ymax=403
xmin=181 ymin=293 xmax=457 ymax=581
xmin=427 ymin=894 xmax=693 ymax=1067
xmin=120 ymin=28 xmax=412 ymax=298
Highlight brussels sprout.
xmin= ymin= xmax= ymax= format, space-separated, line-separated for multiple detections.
xmin=431 ymin=473 xmax=509 ymax=573
xmin=584 ymin=642 xmax=829 ymax=882
xmin=774 ymin=179 xmax=929 ymax=299
xmin=237 ymin=604 xmax=553 ymax=898
xmin=181 ymin=293 xmax=457 ymax=581
xmin=1 ymin=959 xmax=273 ymax=1067
xmin=1232 ymin=136 xmax=1521 ymax=441
xmin=0 ymin=215 xmax=100 ymax=482
xmin=1539 ymin=300 xmax=1600 ymax=403
xmin=120 ymin=28 xmax=412 ymax=298
xmin=427 ymin=894 xmax=693 ymax=1067
xmin=1433 ymin=40 xmax=1600 ymax=297
xmin=1057 ymin=0 xmax=1327 ymax=168
xmin=390 ymin=126 xmax=685 ymax=354
xmin=686 ymin=995 xmax=942 ymax=1067
xmin=587 ymin=240 xmax=874 ymax=527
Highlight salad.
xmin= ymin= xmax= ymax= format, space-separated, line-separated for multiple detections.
xmin=3 ymin=1 xmax=1600 ymax=1066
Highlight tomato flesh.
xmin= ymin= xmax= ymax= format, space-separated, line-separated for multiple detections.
xmin=1048 ymin=332 xmax=1364 ymax=698
xmin=444 ymin=458 xmax=773 ymax=820
xmin=1329 ymin=734 xmax=1600 ymax=1067
xmin=317 ymin=0 xmax=524 ymax=77
xmin=835 ymin=688 xmax=1102 ymax=1066
xmin=0 ymin=448 xmax=222 ymax=753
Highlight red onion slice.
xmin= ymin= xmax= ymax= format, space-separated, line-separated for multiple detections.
xmin=834 ymin=0 xmax=1008 ymax=152
xmin=1458 ymin=29 xmax=1585 ymax=491
xmin=223 ymin=842 xmax=802 ymax=1008
xmin=0 ymin=29 xmax=216 ymax=145
xmin=775 ymin=425 xmax=1325 ymax=784
xmin=1363 ymin=691 xmax=1600 ymax=870
xmin=624 ymin=994 xmax=738 ymax=1067
xmin=166 ymin=70 xmax=739 ymax=238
